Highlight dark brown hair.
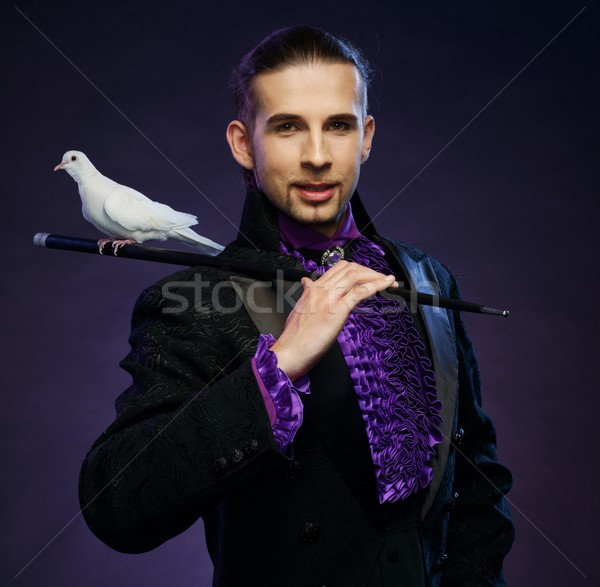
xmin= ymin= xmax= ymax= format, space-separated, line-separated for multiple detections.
xmin=230 ymin=25 xmax=373 ymax=129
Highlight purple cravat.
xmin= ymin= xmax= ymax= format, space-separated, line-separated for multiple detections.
xmin=277 ymin=204 xmax=361 ymax=250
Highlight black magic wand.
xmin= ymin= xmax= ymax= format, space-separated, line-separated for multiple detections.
xmin=33 ymin=233 xmax=509 ymax=317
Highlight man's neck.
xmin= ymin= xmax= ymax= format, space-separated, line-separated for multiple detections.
xmin=304 ymin=210 xmax=348 ymax=238
xmin=278 ymin=204 xmax=361 ymax=251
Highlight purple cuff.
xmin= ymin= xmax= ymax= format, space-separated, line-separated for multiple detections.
xmin=251 ymin=333 xmax=310 ymax=451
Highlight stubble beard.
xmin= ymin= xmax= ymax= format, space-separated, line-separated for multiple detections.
xmin=283 ymin=185 xmax=350 ymax=231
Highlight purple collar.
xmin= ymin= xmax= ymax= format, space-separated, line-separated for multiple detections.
xmin=278 ymin=204 xmax=361 ymax=251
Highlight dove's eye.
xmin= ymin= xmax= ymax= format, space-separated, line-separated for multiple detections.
xmin=71 ymin=155 xmax=77 ymax=161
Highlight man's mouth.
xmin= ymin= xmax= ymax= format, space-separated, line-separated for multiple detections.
xmin=293 ymin=182 xmax=338 ymax=202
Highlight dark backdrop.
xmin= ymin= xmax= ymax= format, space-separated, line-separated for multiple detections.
xmin=3 ymin=1 xmax=598 ymax=585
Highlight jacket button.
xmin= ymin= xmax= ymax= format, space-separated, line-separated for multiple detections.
xmin=433 ymin=553 xmax=448 ymax=571
xmin=299 ymin=522 xmax=320 ymax=544
xmin=230 ymin=449 xmax=244 ymax=465
xmin=244 ymin=439 xmax=259 ymax=455
xmin=453 ymin=428 xmax=465 ymax=446
xmin=212 ymin=457 xmax=228 ymax=474
xmin=447 ymin=491 xmax=459 ymax=511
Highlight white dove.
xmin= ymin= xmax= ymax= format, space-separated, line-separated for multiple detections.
xmin=54 ymin=150 xmax=225 ymax=255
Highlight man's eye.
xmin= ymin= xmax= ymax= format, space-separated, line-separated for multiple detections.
xmin=329 ymin=121 xmax=351 ymax=131
xmin=277 ymin=123 xmax=298 ymax=133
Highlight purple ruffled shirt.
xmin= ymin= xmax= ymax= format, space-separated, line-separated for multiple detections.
xmin=251 ymin=203 xmax=443 ymax=503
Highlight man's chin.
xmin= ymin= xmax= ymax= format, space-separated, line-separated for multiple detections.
xmin=288 ymin=199 xmax=348 ymax=229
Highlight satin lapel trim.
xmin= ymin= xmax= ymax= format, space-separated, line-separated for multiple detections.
xmin=229 ymin=255 xmax=305 ymax=337
xmin=382 ymin=245 xmax=459 ymax=519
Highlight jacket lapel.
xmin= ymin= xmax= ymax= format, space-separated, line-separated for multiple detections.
xmin=228 ymin=256 xmax=303 ymax=339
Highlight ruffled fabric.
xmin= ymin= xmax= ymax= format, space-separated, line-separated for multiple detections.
xmin=281 ymin=236 xmax=443 ymax=503
xmin=252 ymin=333 xmax=310 ymax=452
xmin=280 ymin=242 xmax=322 ymax=274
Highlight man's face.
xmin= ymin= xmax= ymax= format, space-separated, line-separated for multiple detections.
xmin=231 ymin=62 xmax=374 ymax=236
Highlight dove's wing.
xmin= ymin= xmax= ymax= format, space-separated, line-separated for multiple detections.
xmin=104 ymin=186 xmax=197 ymax=233
xmin=82 ymin=204 xmax=92 ymax=224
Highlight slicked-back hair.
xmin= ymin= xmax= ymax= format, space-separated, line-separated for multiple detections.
xmin=230 ymin=25 xmax=373 ymax=132
xmin=229 ymin=26 xmax=373 ymax=188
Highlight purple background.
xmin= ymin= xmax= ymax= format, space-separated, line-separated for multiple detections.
xmin=3 ymin=1 xmax=598 ymax=585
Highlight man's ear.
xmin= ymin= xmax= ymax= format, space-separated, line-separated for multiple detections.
xmin=361 ymin=115 xmax=375 ymax=163
xmin=226 ymin=120 xmax=254 ymax=170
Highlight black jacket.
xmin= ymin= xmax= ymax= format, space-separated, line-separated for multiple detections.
xmin=79 ymin=190 xmax=514 ymax=586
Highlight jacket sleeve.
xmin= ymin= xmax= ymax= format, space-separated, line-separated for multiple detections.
xmin=441 ymin=275 xmax=515 ymax=586
xmin=78 ymin=280 xmax=284 ymax=554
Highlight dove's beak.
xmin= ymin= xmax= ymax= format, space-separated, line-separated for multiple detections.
xmin=54 ymin=161 xmax=66 ymax=171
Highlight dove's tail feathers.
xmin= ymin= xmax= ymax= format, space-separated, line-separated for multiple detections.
xmin=172 ymin=210 xmax=198 ymax=227
xmin=172 ymin=227 xmax=225 ymax=255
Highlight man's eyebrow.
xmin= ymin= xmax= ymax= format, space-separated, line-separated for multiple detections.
xmin=325 ymin=113 xmax=359 ymax=124
xmin=266 ymin=113 xmax=302 ymax=125
xmin=265 ymin=113 xmax=359 ymax=125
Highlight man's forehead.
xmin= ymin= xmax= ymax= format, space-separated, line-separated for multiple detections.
xmin=252 ymin=62 xmax=363 ymax=120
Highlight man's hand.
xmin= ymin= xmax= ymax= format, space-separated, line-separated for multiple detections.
xmin=269 ymin=261 xmax=398 ymax=380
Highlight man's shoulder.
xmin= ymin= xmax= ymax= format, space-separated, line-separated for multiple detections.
xmin=378 ymin=236 xmax=428 ymax=262
xmin=377 ymin=236 xmax=455 ymax=285
xmin=130 ymin=239 xmax=292 ymax=317
xmin=133 ymin=241 xmax=240 ymax=297
xmin=133 ymin=264 xmax=220 ymax=308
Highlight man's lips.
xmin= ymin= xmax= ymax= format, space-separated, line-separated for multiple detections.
xmin=293 ymin=182 xmax=338 ymax=202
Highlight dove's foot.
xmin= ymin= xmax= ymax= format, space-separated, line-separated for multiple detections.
xmin=97 ymin=239 xmax=113 ymax=254
xmin=112 ymin=239 xmax=138 ymax=254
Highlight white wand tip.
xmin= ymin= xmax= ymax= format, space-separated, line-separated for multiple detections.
xmin=33 ymin=232 xmax=50 ymax=247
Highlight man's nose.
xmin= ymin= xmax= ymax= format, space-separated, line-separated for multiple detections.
xmin=301 ymin=132 xmax=332 ymax=169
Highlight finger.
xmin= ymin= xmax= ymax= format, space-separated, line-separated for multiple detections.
xmin=343 ymin=275 xmax=395 ymax=308
xmin=327 ymin=263 xmax=395 ymax=292
xmin=323 ymin=260 xmax=379 ymax=283
xmin=314 ymin=259 xmax=352 ymax=284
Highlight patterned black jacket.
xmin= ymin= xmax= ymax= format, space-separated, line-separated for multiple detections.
xmin=79 ymin=190 xmax=514 ymax=586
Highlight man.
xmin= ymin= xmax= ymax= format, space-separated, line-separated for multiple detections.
xmin=79 ymin=26 xmax=514 ymax=586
